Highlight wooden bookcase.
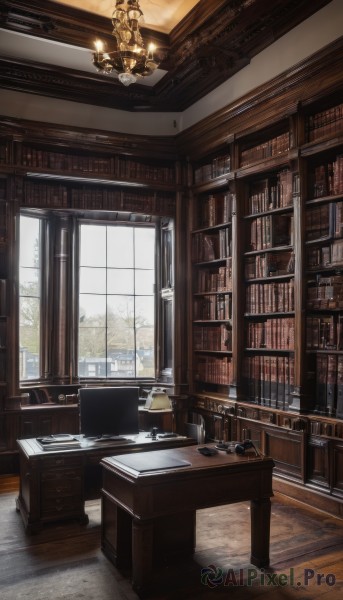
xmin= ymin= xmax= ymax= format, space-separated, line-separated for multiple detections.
xmin=186 ymin=69 xmax=343 ymax=515
xmin=189 ymin=159 xmax=233 ymax=397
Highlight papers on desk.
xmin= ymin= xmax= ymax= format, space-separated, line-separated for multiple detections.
xmin=112 ymin=453 xmax=191 ymax=472
xmin=37 ymin=434 xmax=82 ymax=451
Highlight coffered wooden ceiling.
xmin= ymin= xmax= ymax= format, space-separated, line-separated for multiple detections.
xmin=0 ymin=0 xmax=333 ymax=112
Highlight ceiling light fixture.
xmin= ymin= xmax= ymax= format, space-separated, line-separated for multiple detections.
xmin=92 ymin=0 xmax=159 ymax=87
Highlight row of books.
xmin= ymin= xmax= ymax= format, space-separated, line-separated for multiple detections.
xmin=306 ymin=102 xmax=343 ymax=143
xmin=306 ymin=239 xmax=343 ymax=269
xmin=245 ymin=251 xmax=294 ymax=279
xmin=195 ymin=355 xmax=231 ymax=385
xmin=21 ymin=147 xmax=113 ymax=174
xmin=306 ymin=315 xmax=343 ymax=350
xmin=246 ymin=280 xmax=294 ymax=314
xmin=310 ymin=156 xmax=343 ymax=199
xmin=246 ymin=317 xmax=295 ymax=350
xmin=192 ymin=230 xmax=231 ymax=263
xmin=195 ymin=260 xmax=232 ymax=293
xmin=117 ymin=158 xmax=175 ymax=184
xmin=197 ymin=193 xmax=234 ymax=228
xmin=194 ymin=154 xmax=231 ymax=184
xmin=242 ymin=355 xmax=294 ymax=410
xmin=23 ymin=181 xmax=176 ymax=216
xmin=248 ymin=169 xmax=293 ymax=214
xmin=24 ymin=181 xmax=68 ymax=207
xmin=249 ymin=213 xmax=293 ymax=251
xmin=193 ymin=294 xmax=231 ymax=321
xmin=307 ymin=274 xmax=343 ymax=309
xmin=18 ymin=146 xmax=176 ymax=184
xmin=315 ymin=353 xmax=343 ymax=416
xmin=306 ymin=200 xmax=342 ymax=242
xmin=240 ymin=132 xmax=290 ymax=167
xmin=193 ymin=324 xmax=232 ymax=352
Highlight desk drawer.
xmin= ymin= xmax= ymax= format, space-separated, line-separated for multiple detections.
xmin=42 ymin=456 xmax=82 ymax=469
xmin=41 ymin=495 xmax=82 ymax=518
xmin=41 ymin=475 xmax=82 ymax=499
xmin=42 ymin=467 xmax=82 ymax=482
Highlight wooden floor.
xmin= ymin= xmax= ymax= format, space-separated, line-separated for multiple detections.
xmin=0 ymin=474 xmax=342 ymax=599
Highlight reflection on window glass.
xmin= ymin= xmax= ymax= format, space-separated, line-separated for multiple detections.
xmin=79 ymin=224 xmax=155 ymax=378
xmin=19 ymin=216 xmax=41 ymax=380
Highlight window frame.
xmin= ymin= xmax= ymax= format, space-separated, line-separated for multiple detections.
xmin=18 ymin=209 xmax=174 ymax=386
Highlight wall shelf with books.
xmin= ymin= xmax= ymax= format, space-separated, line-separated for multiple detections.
xmin=12 ymin=141 xmax=178 ymax=189
xmin=239 ymin=165 xmax=297 ymax=411
xmin=21 ymin=177 xmax=177 ymax=218
xmin=303 ymin=95 xmax=343 ymax=146
xmin=303 ymin=135 xmax=343 ymax=420
xmin=190 ymin=186 xmax=233 ymax=396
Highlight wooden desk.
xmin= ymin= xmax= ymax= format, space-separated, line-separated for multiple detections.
xmin=16 ymin=433 xmax=195 ymax=533
xmin=101 ymin=445 xmax=275 ymax=594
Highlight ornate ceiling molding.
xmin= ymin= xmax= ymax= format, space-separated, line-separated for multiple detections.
xmin=0 ymin=0 xmax=334 ymax=112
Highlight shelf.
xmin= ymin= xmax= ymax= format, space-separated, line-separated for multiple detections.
xmin=244 ymin=245 xmax=293 ymax=257
xmin=306 ymin=192 xmax=343 ymax=206
xmin=194 ymin=350 xmax=232 ymax=355
xmin=193 ymin=258 xmax=230 ymax=267
xmin=300 ymin=134 xmax=343 ymax=157
xmin=193 ymin=319 xmax=231 ymax=324
xmin=192 ymin=223 xmax=231 ymax=234
xmin=244 ymin=312 xmax=295 ymax=318
xmin=193 ymin=291 xmax=232 ymax=297
xmin=244 ymin=205 xmax=294 ymax=219
xmin=244 ymin=348 xmax=294 ymax=354
xmin=236 ymin=152 xmax=292 ymax=178
xmin=192 ymin=174 xmax=233 ymax=193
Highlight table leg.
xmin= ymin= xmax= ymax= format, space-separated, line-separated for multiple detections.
xmin=250 ymin=497 xmax=271 ymax=568
xmin=131 ymin=518 xmax=154 ymax=594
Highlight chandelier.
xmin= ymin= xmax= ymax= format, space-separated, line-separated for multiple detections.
xmin=92 ymin=0 xmax=159 ymax=87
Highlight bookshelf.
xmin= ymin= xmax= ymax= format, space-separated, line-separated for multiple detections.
xmin=241 ymin=166 xmax=297 ymax=412
xmin=15 ymin=142 xmax=177 ymax=186
xmin=190 ymin=174 xmax=234 ymax=395
xmin=186 ymin=62 xmax=343 ymax=514
xmin=302 ymin=101 xmax=343 ymax=421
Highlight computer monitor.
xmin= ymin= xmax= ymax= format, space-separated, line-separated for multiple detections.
xmin=79 ymin=386 xmax=139 ymax=439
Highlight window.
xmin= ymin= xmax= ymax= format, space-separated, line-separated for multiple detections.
xmin=19 ymin=216 xmax=42 ymax=380
xmin=78 ymin=224 xmax=155 ymax=378
xmin=18 ymin=211 xmax=171 ymax=384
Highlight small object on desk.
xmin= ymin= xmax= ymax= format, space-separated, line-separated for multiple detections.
xmin=109 ymin=452 xmax=191 ymax=472
xmin=144 ymin=387 xmax=171 ymax=410
xmin=157 ymin=432 xmax=178 ymax=438
xmin=37 ymin=434 xmax=78 ymax=444
xmin=93 ymin=435 xmax=130 ymax=443
xmin=197 ymin=446 xmax=218 ymax=456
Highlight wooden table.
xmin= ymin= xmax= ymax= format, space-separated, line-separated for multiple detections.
xmin=16 ymin=432 xmax=195 ymax=533
xmin=101 ymin=445 xmax=275 ymax=594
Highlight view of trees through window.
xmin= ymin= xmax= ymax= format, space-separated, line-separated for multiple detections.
xmin=19 ymin=216 xmax=156 ymax=381
xmin=79 ymin=223 xmax=155 ymax=378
